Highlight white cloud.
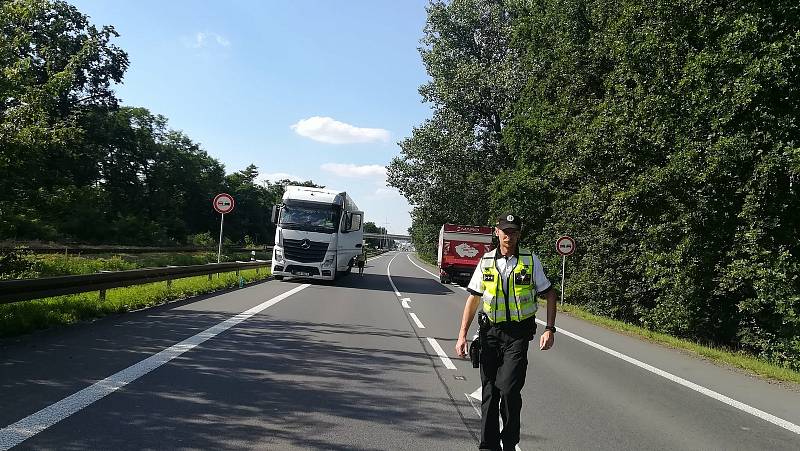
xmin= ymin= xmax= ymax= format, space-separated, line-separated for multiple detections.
xmin=320 ymin=163 xmax=387 ymax=178
xmin=214 ymin=34 xmax=231 ymax=47
xmin=259 ymin=172 xmax=304 ymax=184
xmin=370 ymin=187 xmax=403 ymax=199
xmin=291 ymin=116 xmax=390 ymax=144
xmin=184 ymin=32 xmax=231 ymax=49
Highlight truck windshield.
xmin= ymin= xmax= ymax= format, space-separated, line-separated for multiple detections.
xmin=279 ymin=202 xmax=340 ymax=233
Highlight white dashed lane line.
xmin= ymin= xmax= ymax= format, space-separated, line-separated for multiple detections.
xmin=390 ymin=253 xmax=519 ymax=449
xmin=409 ymin=313 xmax=426 ymax=329
xmin=426 ymin=338 xmax=457 ymax=370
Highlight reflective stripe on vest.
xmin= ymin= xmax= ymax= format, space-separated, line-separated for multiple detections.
xmin=479 ymin=249 xmax=538 ymax=323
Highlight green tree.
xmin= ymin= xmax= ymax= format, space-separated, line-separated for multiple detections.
xmin=399 ymin=0 xmax=800 ymax=369
xmin=363 ymin=221 xmax=387 ymax=248
xmin=388 ymin=0 xmax=522 ymax=259
xmin=0 ymin=0 xmax=128 ymax=239
xmin=503 ymin=0 xmax=800 ymax=368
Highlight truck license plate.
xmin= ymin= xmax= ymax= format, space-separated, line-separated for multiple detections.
xmin=295 ymin=271 xmax=310 ymax=276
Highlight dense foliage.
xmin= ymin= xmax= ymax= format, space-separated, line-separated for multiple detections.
xmin=389 ymin=0 xmax=800 ymax=369
xmin=0 ymin=0 xmax=315 ymax=246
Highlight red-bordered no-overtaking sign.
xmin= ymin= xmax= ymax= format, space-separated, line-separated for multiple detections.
xmin=213 ymin=193 xmax=235 ymax=214
xmin=556 ymin=235 xmax=575 ymax=256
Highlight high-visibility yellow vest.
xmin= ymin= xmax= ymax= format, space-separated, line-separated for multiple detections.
xmin=480 ymin=249 xmax=538 ymax=323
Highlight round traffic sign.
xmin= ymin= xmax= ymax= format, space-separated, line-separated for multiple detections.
xmin=556 ymin=235 xmax=575 ymax=256
xmin=213 ymin=193 xmax=235 ymax=214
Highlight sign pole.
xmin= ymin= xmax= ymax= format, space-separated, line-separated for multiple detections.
xmin=561 ymin=255 xmax=566 ymax=305
xmin=217 ymin=213 xmax=225 ymax=264
xmin=556 ymin=235 xmax=575 ymax=306
xmin=212 ymin=193 xmax=235 ymax=264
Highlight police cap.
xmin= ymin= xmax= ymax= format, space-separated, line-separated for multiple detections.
xmin=496 ymin=212 xmax=521 ymax=231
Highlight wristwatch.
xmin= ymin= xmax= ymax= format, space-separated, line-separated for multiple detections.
xmin=544 ymin=325 xmax=556 ymax=334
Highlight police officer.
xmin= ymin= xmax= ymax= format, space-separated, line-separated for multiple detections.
xmin=455 ymin=213 xmax=558 ymax=451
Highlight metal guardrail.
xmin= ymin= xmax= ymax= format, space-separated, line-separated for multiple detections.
xmin=0 ymin=245 xmax=274 ymax=255
xmin=0 ymin=248 xmax=394 ymax=305
xmin=0 ymin=260 xmax=271 ymax=304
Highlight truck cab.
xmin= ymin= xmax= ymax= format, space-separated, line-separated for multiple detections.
xmin=270 ymin=186 xmax=363 ymax=281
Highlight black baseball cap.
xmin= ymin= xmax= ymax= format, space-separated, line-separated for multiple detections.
xmin=496 ymin=212 xmax=521 ymax=230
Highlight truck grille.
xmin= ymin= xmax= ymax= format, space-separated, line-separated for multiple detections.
xmin=285 ymin=265 xmax=320 ymax=276
xmin=283 ymin=238 xmax=329 ymax=263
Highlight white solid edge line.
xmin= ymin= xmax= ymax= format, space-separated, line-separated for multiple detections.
xmin=409 ymin=313 xmax=426 ymax=329
xmin=386 ymin=253 xmax=402 ymax=297
xmin=405 ymin=253 xmax=799 ymax=436
xmin=533 ymin=318 xmax=800 ymax=435
xmin=0 ymin=283 xmax=312 ymax=450
xmin=406 ymin=253 xmax=438 ymax=278
xmin=426 ymin=337 xmax=457 ymax=370
xmin=406 ymin=254 xmax=467 ymax=291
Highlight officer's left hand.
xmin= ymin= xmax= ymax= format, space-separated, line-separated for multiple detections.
xmin=539 ymin=330 xmax=554 ymax=350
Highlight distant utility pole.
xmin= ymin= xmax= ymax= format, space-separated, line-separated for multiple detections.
xmin=383 ymin=219 xmax=390 ymax=249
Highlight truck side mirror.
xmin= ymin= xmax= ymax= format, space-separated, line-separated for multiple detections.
xmin=349 ymin=213 xmax=362 ymax=231
xmin=270 ymin=205 xmax=280 ymax=224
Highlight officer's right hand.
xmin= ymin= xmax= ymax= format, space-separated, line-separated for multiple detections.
xmin=455 ymin=336 xmax=469 ymax=358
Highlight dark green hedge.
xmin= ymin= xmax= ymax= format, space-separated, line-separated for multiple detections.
xmin=391 ymin=0 xmax=799 ymax=370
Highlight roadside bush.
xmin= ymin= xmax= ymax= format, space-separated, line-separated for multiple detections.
xmin=31 ymin=254 xmax=138 ymax=277
xmin=0 ymin=248 xmax=38 ymax=279
xmin=397 ymin=0 xmax=800 ymax=370
xmin=243 ymin=235 xmax=256 ymax=248
xmin=187 ymin=232 xmax=215 ymax=247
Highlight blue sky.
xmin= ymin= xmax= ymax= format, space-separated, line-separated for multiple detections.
xmin=69 ymin=0 xmax=433 ymax=234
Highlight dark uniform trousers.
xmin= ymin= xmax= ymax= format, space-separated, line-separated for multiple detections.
xmin=479 ymin=317 xmax=535 ymax=451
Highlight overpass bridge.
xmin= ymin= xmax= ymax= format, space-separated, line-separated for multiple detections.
xmin=363 ymin=232 xmax=411 ymax=242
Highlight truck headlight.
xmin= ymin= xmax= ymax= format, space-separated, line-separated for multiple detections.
xmin=322 ymin=255 xmax=335 ymax=268
xmin=274 ymin=249 xmax=284 ymax=263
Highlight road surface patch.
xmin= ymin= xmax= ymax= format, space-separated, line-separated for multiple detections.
xmin=0 ymin=284 xmax=311 ymax=450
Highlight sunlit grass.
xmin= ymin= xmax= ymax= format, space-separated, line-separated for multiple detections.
xmin=27 ymin=251 xmax=268 ymax=277
xmin=0 ymin=268 xmax=270 ymax=338
xmin=416 ymin=252 xmax=437 ymax=266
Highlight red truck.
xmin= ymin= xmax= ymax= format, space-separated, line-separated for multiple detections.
xmin=437 ymin=224 xmax=494 ymax=284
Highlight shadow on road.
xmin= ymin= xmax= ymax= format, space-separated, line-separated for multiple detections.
xmin=282 ymin=271 xmax=456 ymax=297
xmin=16 ymin=316 xmax=477 ymax=450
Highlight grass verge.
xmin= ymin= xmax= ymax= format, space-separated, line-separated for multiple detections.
xmin=550 ymin=301 xmax=800 ymax=385
xmin=0 ymin=268 xmax=270 ymax=339
xmin=416 ymin=252 xmax=437 ymax=267
xmin=29 ymin=252 xmax=267 ymax=277
xmin=1 ymin=248 xmax=271 ymax=279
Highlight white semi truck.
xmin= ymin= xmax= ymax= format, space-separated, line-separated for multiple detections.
xmin=270 ymin=186 xmax=364 ymax=281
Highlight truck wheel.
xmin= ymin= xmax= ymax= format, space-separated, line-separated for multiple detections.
xmin=274 ymin=275 xmax=284 ymax=281
xmin=439 ymin=274 xmax=450 ymax=284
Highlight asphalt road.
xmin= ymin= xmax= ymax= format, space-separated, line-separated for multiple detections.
xmin=1 ymin=252 xmax=799 ymax=450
